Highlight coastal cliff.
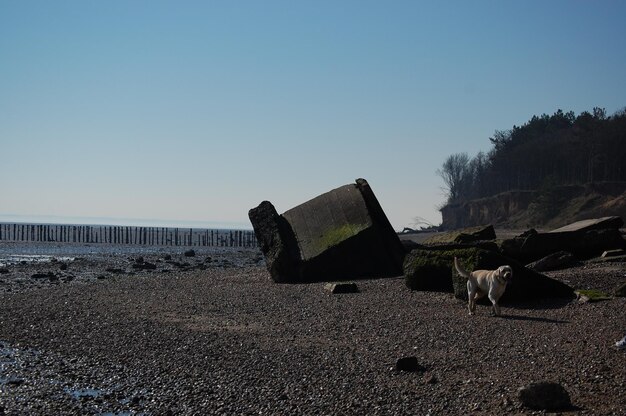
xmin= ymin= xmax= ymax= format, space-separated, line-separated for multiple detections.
xmin=440 ymin=182 xmax=626 ymax=230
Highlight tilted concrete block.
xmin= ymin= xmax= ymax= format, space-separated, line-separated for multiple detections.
xmin=249 ymin=179 xmax=405 ymax=283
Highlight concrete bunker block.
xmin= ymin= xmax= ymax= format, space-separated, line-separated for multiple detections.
xmin=249 ymin=179 xmax=405 ymax=283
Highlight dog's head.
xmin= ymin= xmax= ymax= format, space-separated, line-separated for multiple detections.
xmin=497 ymin=265 xmax=513 ymax=283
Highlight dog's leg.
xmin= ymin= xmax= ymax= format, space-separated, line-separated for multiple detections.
xmin=488 ymin=292 xmax=501 ymax=316
xmin=467 ymin=281 xmax=475 ymax=315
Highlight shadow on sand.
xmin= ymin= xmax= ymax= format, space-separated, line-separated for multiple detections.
xmin=501 ymin=314 xmax=569 ymax=324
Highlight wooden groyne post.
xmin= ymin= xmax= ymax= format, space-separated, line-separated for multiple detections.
xmin=0 ymin=223 xmax=258 ymax=248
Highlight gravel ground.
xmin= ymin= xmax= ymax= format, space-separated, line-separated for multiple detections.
xmin=0 ymin=243 xmax=625 ymax=415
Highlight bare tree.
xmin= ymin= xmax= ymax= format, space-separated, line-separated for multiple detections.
xmin=437 ymin=152 xmax=470 ymax=203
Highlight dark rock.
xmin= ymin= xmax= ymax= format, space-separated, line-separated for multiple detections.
xmin=0 ymin=268 xmax=9 ymax=274
xmin=501 ymin=225 xmax=626 ymax=262
xmin=519 ymin=228 xmax=538 ymax=238
xmin=403 ymin=250 xmax=454 ymax=292
xmin=404 ymin=247 xmax=575 ymax=301
xmin=5 ymin=377 xmax=25 ymax=386
xmin=526 ymin=251 xmax=577 ymax=272
xmin=422 ymin=225 xmax=496 ymax=245
xmin=324 ymin=283 xmax=359 ymax=294
xmin=97 ymin=274 xmax=107 ymax=280
xmin=132 ymin=262 xmax=157 ymax=270
xmin=423 ymin=373 xmax=438 ymax=384
xmin=615 ymin=282 xmax=626 ymax=297
xmin=249 ymin=178 xmax=405 ymax=283
xmin=163 ymin=254 xmax=172 ymax=261
xmin=400 ymin=239 xmax=422 ymax=252
xmin=518 ymin=381 xmax=571 ymax=410
xmin=417 ymin=241 xmax=499 ymax=252
xmin=184 ymin=250 xmax=196 ymax=257
xmin=59 ymin=263 xmax=68 ymax=271
xmin=135 ymin=256 xmax=144 ymax=264
xmin=31 ymin=272 xmax=54 ymax=279
xmin=395 ymin=356 xmax=425 ymax=372
xmin=550 ymin=216 xmax=623 ymax=232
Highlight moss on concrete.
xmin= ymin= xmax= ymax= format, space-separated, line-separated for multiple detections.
xmin=314 ymin=223 xmax=368 ymax=253
xmin=575 ymin=289 xmax=612 ymax=302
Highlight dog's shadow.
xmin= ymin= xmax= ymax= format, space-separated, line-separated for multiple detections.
xmin=500 ymin=314 xmax=569 ymax=324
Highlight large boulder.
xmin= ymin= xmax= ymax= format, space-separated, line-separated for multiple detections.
xmin=501 ymin=219 xmax=626 ymax=262
xmin=404 ymin=247 xmax=574 ymax=301
xmin=249 ymin=179 xmax=405 ymax=283
xmin=526 ymin=251 xmax=577 ymax=272
xmin=549 ymin=216 xmax=623 ymax=233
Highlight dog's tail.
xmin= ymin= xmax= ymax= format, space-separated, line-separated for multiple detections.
xmin=454 ymin=257 xmax=471 ymax=279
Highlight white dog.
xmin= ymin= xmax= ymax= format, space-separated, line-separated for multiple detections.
xmin=454 ymin=257 xmax=513 ymax=316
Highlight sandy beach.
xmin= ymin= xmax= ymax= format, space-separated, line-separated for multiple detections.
xmin=0 ymin=241 xmax=625 ymax=415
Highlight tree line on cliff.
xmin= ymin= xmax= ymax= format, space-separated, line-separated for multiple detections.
xmin=438 ymin=107 xmax=626 ymax=205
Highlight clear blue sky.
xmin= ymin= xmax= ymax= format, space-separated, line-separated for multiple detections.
xmin=1 ymin=0 xmax=625 ymax=230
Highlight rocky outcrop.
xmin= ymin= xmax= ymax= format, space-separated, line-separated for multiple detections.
xmin=403 ymin=247 xmax=574 ymax=301
xmin=501 ymin=218 xmax=626 ymax=263
xmin=249 ymin=179 xmax=405 ymax=283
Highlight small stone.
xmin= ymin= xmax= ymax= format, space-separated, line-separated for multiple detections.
xmin=423 ymin=373 xmax=438 ymax=384
xmin=518 ymin=381 xmax=571 ymax=410
xmin=395 ymin=356 xmax=425 ymax=372
xmin=131 ymin=262 xmax=157 ymax=270
xmin=136 ymin=257 xmax=144 ymax=264
xmin=578 ymin=294 xmax=591 ymax=303
xmin=184 ymin=250 xmax=196 ymax=257
xmin=59 ymin=263 xmax=68 ymax=271
xmin=324 ymin=283 xmax=359 ymax=294
xmin=31 ymin=272 xmax=54 ymax=279
xmin=6 ymin=377 xmax=25 ymax=386
xmin=163 ymin=254 xmax=172 ymax=260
